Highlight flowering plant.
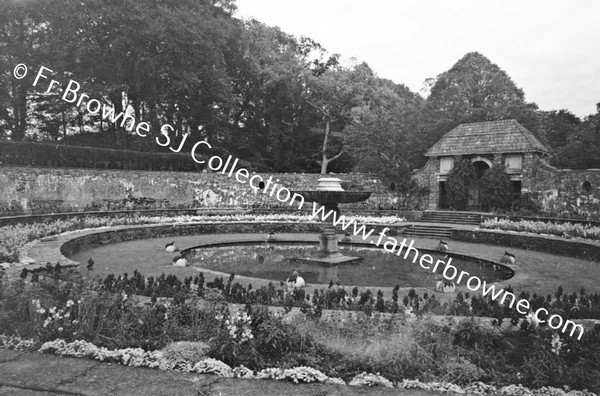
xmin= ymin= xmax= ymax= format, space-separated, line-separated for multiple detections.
xmin=481 ymin=218 xmax=600 ymax=241
xmin=348 ymin=372 xmax=394 ymax=387
xmin=32 ymin=298 xmax=79 ymax=340
xmin=222 ymin=311 xmax=254 ymax=343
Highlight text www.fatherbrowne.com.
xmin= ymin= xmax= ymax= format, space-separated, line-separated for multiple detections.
xmin=14 ymin=63 xmax=584 ymax=341
xmin=309 ymin=204 xmax=584 ymax=340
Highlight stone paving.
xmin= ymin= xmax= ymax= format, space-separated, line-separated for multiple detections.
xmin=0 ymin=349 xmax=444 ymax=396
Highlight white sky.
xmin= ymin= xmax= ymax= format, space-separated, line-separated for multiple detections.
xmin=235 ymin=0 xmax=600 ymax=118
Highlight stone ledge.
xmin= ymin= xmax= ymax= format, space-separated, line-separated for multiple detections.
xmin=453 ymin=228 xmax=600 ymax=261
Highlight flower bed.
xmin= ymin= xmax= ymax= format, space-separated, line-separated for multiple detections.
xmin=2 ymin=268 xmax=600 ymax=393
xmin=1 ymin=336 xmax=596 ymax=395
xmin=481 ymin=218 xmax=600 ymax=241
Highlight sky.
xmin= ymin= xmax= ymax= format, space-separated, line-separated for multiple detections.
xmin=235 ymin=0 xmax=600 ymax=118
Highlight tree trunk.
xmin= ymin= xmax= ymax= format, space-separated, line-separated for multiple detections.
xmin=320 ymin=119 xmax=343 ymax=175
xmin=63 ymin=110 xmax=68 ymax=140
xmin=320 ymin=119 xmax=331 ymax=175
xmin=16 ymin=84 xmax=28 ymax=141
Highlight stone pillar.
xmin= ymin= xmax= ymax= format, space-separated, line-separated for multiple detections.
xmin=493 ymin=154 xmax=503 ymax=167
xmin=428 ymin=158 xmax=440 ymax=210
xmin=521 ymin=153 xmax=534 ymax=192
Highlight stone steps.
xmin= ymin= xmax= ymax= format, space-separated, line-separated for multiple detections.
xmin=403 ymin=224 xmax=453 ymax=239
xmin=422 ymin=211 xmax=482 ymax=225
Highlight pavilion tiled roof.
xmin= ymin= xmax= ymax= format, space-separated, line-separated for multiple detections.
xmin=425 ymin=119 xmax=549 ymax=157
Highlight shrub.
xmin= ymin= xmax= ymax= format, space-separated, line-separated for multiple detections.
xmin=445 ymin=160 xmax=476 ymax=210
xmin=479 ymin=165 xmax=513 ymax=210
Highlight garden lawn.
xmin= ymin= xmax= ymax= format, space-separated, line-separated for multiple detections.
xmin=63 ymin=231 xmax=600 ymax=302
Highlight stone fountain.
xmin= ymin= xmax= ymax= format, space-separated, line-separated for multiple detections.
xmin=294 ymin=177 xmax=372 ymax=265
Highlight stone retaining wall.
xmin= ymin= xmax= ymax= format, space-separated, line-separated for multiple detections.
xmin=0 ymin=165 xmax=398 ymax=216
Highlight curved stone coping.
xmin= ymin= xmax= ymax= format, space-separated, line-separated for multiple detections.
xmin=19 ymin=221 xmax=406 ymax=273
xmin=183 ymin=240 xmax=515 ymax=283
xmin=57 ymin=221 xmax=411 ymax=259
xmin=24 ymin=220 xmax=597 ymax=280
xmin=453 ymin=228 xmax=600 ymax=261
xmin=18 ymin=221 xmax=503 ymax=291
xmin=44 ymin=222 xmax=511 ymax=292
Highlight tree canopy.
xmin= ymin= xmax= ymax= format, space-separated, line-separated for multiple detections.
xmin=1 ymin=1 xmax=599 ymax=179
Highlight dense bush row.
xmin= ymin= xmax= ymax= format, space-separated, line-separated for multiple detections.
xmin=0 ymin=141 xmax=207 ymax=171
xmin=1 ymin=270 xmax=599 ymax=393
xmin=85 ymin=269 xmax=600 ymax=322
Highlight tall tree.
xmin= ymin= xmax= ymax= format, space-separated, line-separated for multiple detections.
xmin=344 ymin=79 xmax=425 ymax=190
xmin=425 ymin=52 xmax=546 ymax=144
xmin=541 ymin=109 xmax=581 ymax=150
xmin=552 ymin=103 xmax=600 ymax=169
xmin=0 ymin=0 xmax=50 ymax=140
xmin=306 ymin=62 xmax=375 ymax=174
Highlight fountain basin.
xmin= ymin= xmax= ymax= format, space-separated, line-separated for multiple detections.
xmin=292 ymin=177 xmax=373 ymax=265
xmin=293 ymin=190 xmax=372 ymax=204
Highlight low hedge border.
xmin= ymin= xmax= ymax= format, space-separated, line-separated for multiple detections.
xmin=0 ymin=209 xmax=418 ymax=228
xmin=0 ymin=141 xmax=209 ymax=171
xmin=0 ymin=208 xmax=250 ymax=228
xmin=453 ymin=228 xmax=600 ymax=261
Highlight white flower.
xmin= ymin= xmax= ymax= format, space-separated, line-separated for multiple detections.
xmin=551 ymin=333 xmax=563 ymax=355
xmin=66 ymin=300 xmax=74 ymax=308
xmin=349 ymin=372 xmax=393 ymax=388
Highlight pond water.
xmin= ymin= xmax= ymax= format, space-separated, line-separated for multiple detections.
xmin=68 ymin=235 xmax=511 ymax=288
xmin=188 ymin=243 xmax=511 ymax=288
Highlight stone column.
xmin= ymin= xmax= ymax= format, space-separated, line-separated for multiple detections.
xmin=428 ymin=158 xmax=440 ymax=210
xmin=493 ymin=154 xmax=503 ymax=167
xmin=318 ymin=203 xmax=342 ymax=258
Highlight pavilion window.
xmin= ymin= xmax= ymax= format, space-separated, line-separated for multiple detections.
xmin=440 ymin=157 xmax=454 ymax=173
xmin=505 ymin=154 xmax=522 ymax=171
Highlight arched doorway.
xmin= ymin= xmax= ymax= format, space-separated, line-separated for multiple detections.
xmin=468 ymin=158 xmax=492 ymax=209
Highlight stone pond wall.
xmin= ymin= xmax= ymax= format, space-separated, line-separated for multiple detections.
xmin=0 ymin=165 xmax=399 ymax=216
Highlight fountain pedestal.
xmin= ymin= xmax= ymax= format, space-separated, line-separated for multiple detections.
xmin=294 ymin=178 xmax=372 ymax=266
